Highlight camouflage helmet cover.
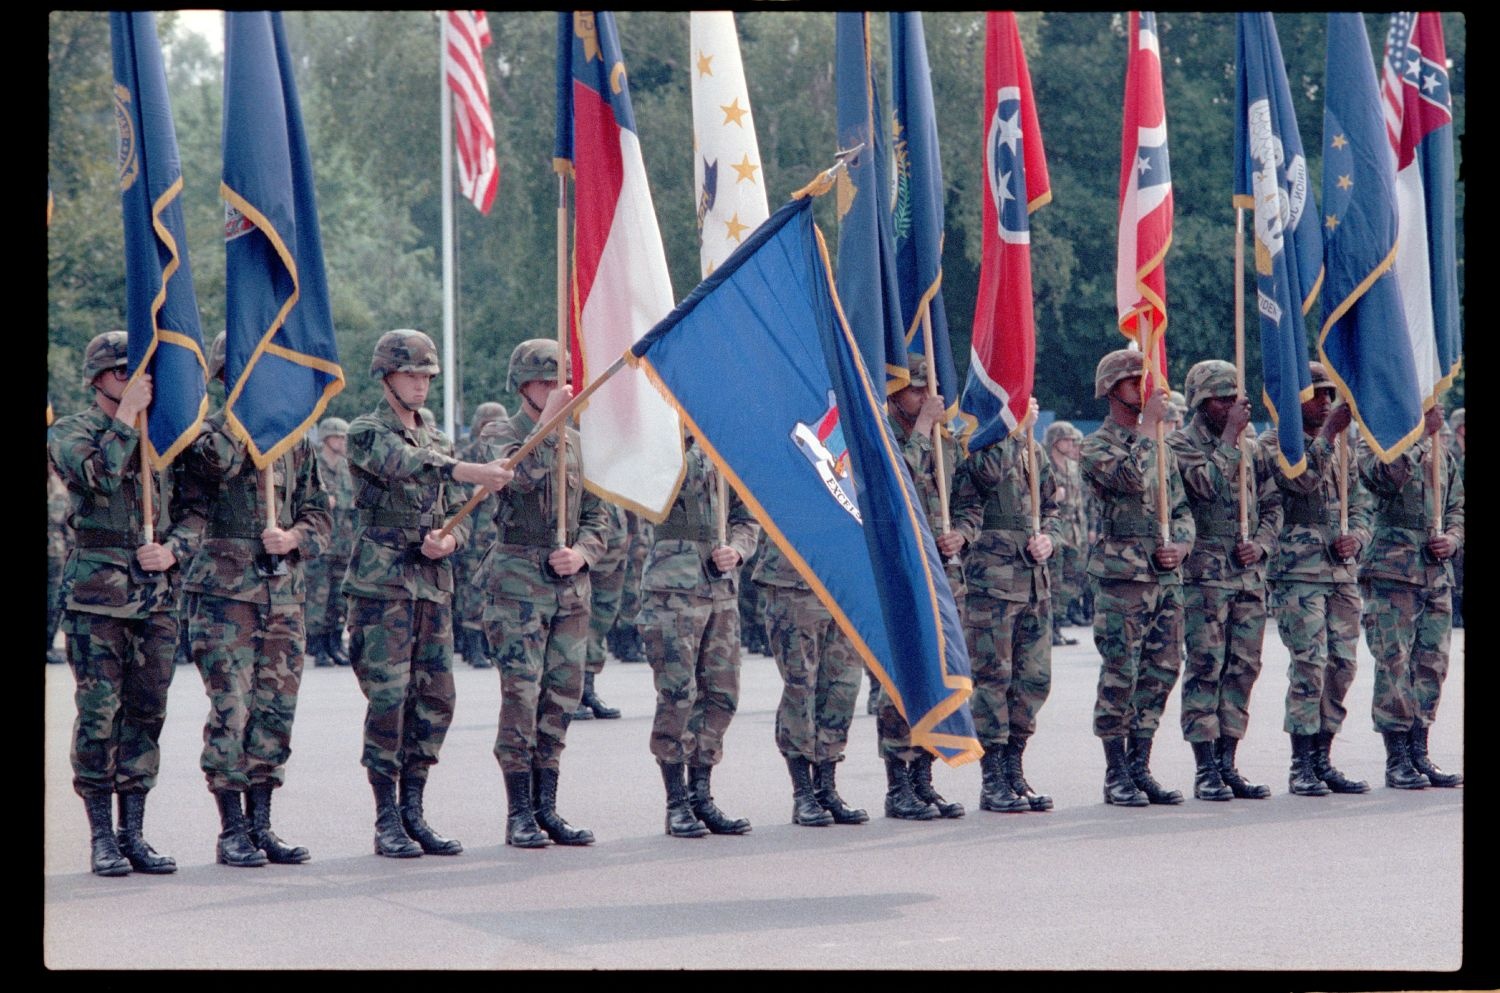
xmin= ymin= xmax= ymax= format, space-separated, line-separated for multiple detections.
xmin=1308 ymin=361 xmax=1336 ymax=391
xmin=508 ymin=339 xmax=560 ymax=392
xmin=1183 ymin=359 xmax=1239 ymax=410
xmin=318 ymin=416 xmax=350 ymax=438
xmin=905 ymin=354 xmax=930 ymax=389
xmin=370 ymin=329 xmax=440 ymax=379
xmin=1448 ymin=407 xmax=1464 ymax=432
xmin=1043 ymin=420 xmax=1082 ymax=448
xmin=82 ymin=331 xmax=129 ymax=387
xmin=470 ymin=401 xmax=507 ymax=434
xmin=1094 ymin=348 xmax=1144 ymax=399
xmin=207 ymin=331 xmax=228 ymax=382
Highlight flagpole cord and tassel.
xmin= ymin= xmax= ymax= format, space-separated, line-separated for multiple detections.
xmin=791 ymin=143 xmax=865 ymax=201
xmin=139 ymin=413 xmax=154 ymax=544
xmin=920 ymin=303 xmax=951 ymax=533
xmin=555 ymin=168 xmax=570 ymax=549
xmin=1234 ymin=207 xmax=1250 ymax=544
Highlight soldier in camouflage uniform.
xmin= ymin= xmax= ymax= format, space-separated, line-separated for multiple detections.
xmin=304 ymin=417 xmax=354 ymax=668
xmin=1045 ymin=420 xmax=1088 ymax=644
xmin=1447 ymin=407 xmax=1464 ymax=629
xmin=1358 ymin=405 xmax=1464 ymax=790
xmin=1168 ymin=360 xmax=1280 ymax=802
xmin=344 ymin=329 xmax=514 ymax=859
xmin=606 ymin=510 xmax=651 ymax=663
xmin=1082 ymin=349 xmax=1196 ymax=808
xmin=452 ymin=401 xmax=507 ymax=670
xmin=638 ymin=437 xmax=761 ymax=837
xmin=175 ymin=332 xmax=332 ymax=868
xmin=1262 ymin=362 xmax=1373 ymax=797
xmin=575 ymin=502 xmax=627 ymax=719
xmin=753 ymin=531 xmax=867 ymax=827
xmin=1166 ymin=390 xmax=1188 ymax=433
xmin=475 ymin=339 xmax=611 ymax=849
xmin=951 ymin=397 xmax=1061 ymax=815
xmin=49 ymin=332 xmax=185 ymax=876
xmin=874 ymin=358 xmax=966 ymax=821
xmin=47 ymin=461 xmax=72 ymax=665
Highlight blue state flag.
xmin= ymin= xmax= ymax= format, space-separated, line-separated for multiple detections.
xmin=835 ymin=12 xmax=910 ymax=396
xmin=222 ymin=11 xmax=343 ymax=468
xmin=1319 ymin=13 xmax=1422 ymax=463
xmin=110 ymin=11 xmax=208 ymax=468
xmin=631 ymin=193 xmax=979 ymax=764
xmin=890 ymin=11 xmax=959 ymax=427
xmin=1233 ymin=12 xmax=1322 ymax=478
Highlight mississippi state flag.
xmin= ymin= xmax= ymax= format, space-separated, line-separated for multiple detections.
xmin=1116 ymin=11 xmax=1172 ymax=395
xmin=1382 ymin=11 xmax=1462 ymax=407
xmin=957 ymin=11 xmax=1050 ymax=454
xmin=555 ymin=11 xmax=684 ymax=519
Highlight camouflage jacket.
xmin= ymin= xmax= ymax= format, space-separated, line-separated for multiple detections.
xmin=951 ymin=431 xmax=1062 ymax=602
xmin=1357 ymin=434 xmax=1464 ymax=588
xmin=456 ymin=433 xmax=500 ymax=553
xmin=750 ymin=530 xmax=807 ymax=591
xmin=343 ymin=402 xmax=471 ymax=603
xmin=641 ymin=441 xmax=761 ymax=603
xmin=1081 ymin=417 xmax=1195 ymax=585
xmin=1168 ymin=415 xmax=1281 ymax=589
xmin=47 ymin=405 xmax=189 ymax=617
xmin=175 ymin=410 xmax=331 ymax=606
xmin=473 ymin=405 xmax=610 ymax=604
xmin=47 ymin=465 xmax=71 ymax=563
xmin=890 ymin=415 xmax=966 ymax=596
xmin=1049 ymin=452 xmax=1088 ymax=555
xmin=319 ymin=447 xmax=356 ymax=561
xmin=1260 ymin=428 xmax=1372 ymax=584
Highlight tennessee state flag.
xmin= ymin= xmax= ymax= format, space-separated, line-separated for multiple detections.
xmin=1116 ymin=11 xmax=1172 ymax=395
xmin=957 ymin=11 xmax=1051 ymax=453
xmin=555 ymin=11 xmax=685 ymax=519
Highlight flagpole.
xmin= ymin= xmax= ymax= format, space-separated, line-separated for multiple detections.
xmin=919 ymin=304 xmax=951 ymax=532
xmin=138 ymin=413 xmax=154 ymax=543
xmin=555 ymin=167 xmax=570 ymax=548
xmin=716 ymin=474 xmax=728 ymax=548
xmin=1430 ymin=430 xmax=1444 ymax=535
xmin=1026 ymin=407 xmax=1041 ymax=535
xmin=440 ymin=14 xmax=457 ymax=441
xmin=1142 ymin=314 xmax=1169 ymax=542
xmin=261 ymin=466 xmax=276 ymax=533
xmin=1234 ymin=207 xmax=1249 ymax=544
xmin=1337 ymin=428 xmax=1349 ymax=537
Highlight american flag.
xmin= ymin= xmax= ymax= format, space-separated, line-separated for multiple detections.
xmin=445 ymin=11 xmax=497 ymax=214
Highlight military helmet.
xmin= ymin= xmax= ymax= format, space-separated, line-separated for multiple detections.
xmin=1043 ymin=420 xmax=1081 ymax=448
xmin=508 ymin=339 xmax=560 ymax=392
xmin=207 ymin=331 xmax=228 ymax=382
xmin=470 ymin=401 xmax=507 ymax=435
xmin=1448 ymin=407 xmax=1465 ymax=432
xmin=318 ymin=416 xmax=349 ymax=438
xmin=82 ymin=331 xmax=129 ymax=386
xmin=1168 ymin=389 xmax=1187 ymax=410
xmin=370 ymin=329 xmax=440 ymax=380
xmin=1094 ymin=348 xmax=1143 ymax=399
xmin=1308 ymin=361 xmax=1335 ymax=392
xmin=905 ymin=354 xmax=930 ymax=390
xmin=1184 ymin=359 xmax=1239 ymax=410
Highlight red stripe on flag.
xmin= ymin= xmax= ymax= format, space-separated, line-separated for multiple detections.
xmin=445 ymin=11 xmax=497 ymax=214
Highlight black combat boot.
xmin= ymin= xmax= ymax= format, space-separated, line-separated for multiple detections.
xmin=502 ymin=770 xmax=549 ymax=848
xmin=399 ymin=776 xmax=463 ymax=855
xmin=1102 ymin=738 xmax=1147 ymax=807
xmin=1126 ymin=735 xmax=1184 ymax=804
xmin=328 ymin=630 xmax=350 ymax=666
xmin=979 ymin=744 xmax=1028 ymax=812
xmin=1003 ymin=737 xmax=1052 ymax=812
xmin=1216 ymin=736 xmax=1271 ymax=798
xmin=579 ymin=670 xmax=620 ymax=720
xmin=532 ymin=766 xmax=595 ymax=845
xmin=1050 ymin=619 xmax=1077 ymax=647
xmin=84 ymin=793 xmax=131 ymax=876
xmin=786 ymin=755 xmax=833 ymax=826
xmin=1382 ymin=730 xmax=1430 ymax=790
xmin=114 ymin=792 xmax=176 ymax=874
xmin=688 ymin=764 xmax=751 ymax=834
xmin=310 ymin=631 xmax=333 ymax=668
xmin=1288 ymin=734 xmax=1333 ymax=796
xmin=910 ymin=751 xmax=966 ymax=817
xmin=1409 ymin=724 xmax=1463 ymax=788
xmin=1191 ymin=740 xmax=1234 ymax=801
xmin=370 ymin=778 xmax=422 ymax=858
xmin=883 ymin=755 xmax=938 ymax=820
xmin=660 ymin=762 xmax=709 ymax=838
xmin=214 ymin=790 xmax=268 ymax=867
xmin=1311 ymin=730 xmax=1369 ymax=794
xmin=245 ymin=784 xmax=309 ymax=864
xmin=813 ymin=759 xmax=869 ymax=824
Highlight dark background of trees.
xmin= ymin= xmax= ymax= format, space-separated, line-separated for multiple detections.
xmin=48 ymin=11 xmax=1465 ymax=431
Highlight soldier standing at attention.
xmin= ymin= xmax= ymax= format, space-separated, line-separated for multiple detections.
xmin=1358 ymin=405 xmax=1464 ymax=789
xmin=476 ymin=339 xmax=610 ymax=849
xmin=951 ymin=397 xmax=1061 ymax=815
xmin=638 ymin=435 xmax=761 ymax=837
xmin=1044 ymin=421 xmax=1088 ymax=645
xmin=1168 ymin=360 xmax=1280 ymax=801
xmin=305 ymin=417 xmax=353 ymax=668
xmin=1262 ymin=362 xmax=1372 ymax=797
xmin=49 ymin=331 xmax=185 ymax=876
xmin=344 ymin=329 xmax=514 ymax=858
xmin=452 ymin=401 xmax=508 ymax=670
xmin=176 ymin=332 xmax=331 ymax=867
xmin=1081 ymin=349 xmax=1195 ymax=808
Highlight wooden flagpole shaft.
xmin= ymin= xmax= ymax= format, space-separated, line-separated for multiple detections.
xmin=138 ymin=411 xmax=155 ymax=544
xmin=716 ymin=474 xmax=728 ymax=547
xmin=1431 ymin=428 xmax=1443 ymax=536
xmin=261 ymin=466 xmax=276 ymax=532
xmin=1027 ymin=409 xmax=1042 ymax=535
xmin=1336 ymin=429 xmax=1349 ymax=536
xmin=555 ymin=170 xmax=569 ymax=548
xmin=919 ymin=305 xmax=951 ymax=532
xmin=1234 ymin=207 xmax=1249 ymax=543
xmin=1142 ymin=314 xmax=1169 ymax=542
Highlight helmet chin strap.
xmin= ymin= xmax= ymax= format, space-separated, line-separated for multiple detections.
xmin=92 ymin=377 xmax=125 ymax=406
xmin=384 ymin=376 xmax=423 ymax=413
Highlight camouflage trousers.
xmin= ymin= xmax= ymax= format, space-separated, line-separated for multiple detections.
xmin=62 ymin=610 xmax=176 ymax=797
xmin=1050 ymin=543 xmax=1085 ymax=625
xmin=966 ymin=591 xmax=1051 ymax=749
xmin=303 ymin=552 xmax=349 ymax=637
xmin=484 ymin=591 xmax=588 ymax=774
xmin=875 ymin=592 xmax=967 ymax=760
xmin=1091 ymin=578 xmax=1183 ymax=739
xmin=187 ymin=595 xmax=304 ymax=792
xmin=762 ymin=586 xmax=860 ymax=763
xmin=1270 ymin=580 xmax=1360 ymax=736
xmin=1179 ymin=584 xmax=1267 ymax=742
xmin=347 ymin=595 xmax=455 ymax=785
xmin=1362 ymin=579 xmax=1454 ymax=733
xmin=586 ymin=550 xmax=628 ymax=676
xmin=639 ymin=592 xmax=741 ymax=766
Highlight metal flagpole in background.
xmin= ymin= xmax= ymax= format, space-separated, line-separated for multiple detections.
xmin=439 ymin=13 xmax=457 ymax=439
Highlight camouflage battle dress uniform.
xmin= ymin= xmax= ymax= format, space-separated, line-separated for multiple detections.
xmin=304 ymin=418 xmax=354 ymax=667
xmin=1167 ymin=362 xmax=1281 ymax=801
xmin=951 ymin=429 xmax=1062 ymax=814
xmin=177 ymin=405 xmax=331 ymax=866
xmin=451 ymin=403 xmax=506 ymax=670
xmin=639 ymin=440 xmax=761 ymax=836
xmin=1358 ymin=427 xmax=1465 ymax=789
xmin=575 ymin=501 xmax=627 ymax=719
xmin=753 ymin=535 xmax=867 ymax=827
